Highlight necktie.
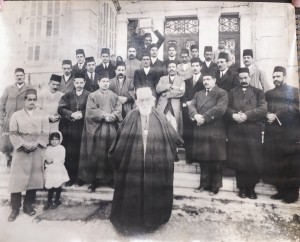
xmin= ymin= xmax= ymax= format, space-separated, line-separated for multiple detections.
xmin=193 ymin=75 xmax=197 ymax=86
xmin=91 ymin=72 xmax=93 ymax=81
xmin=220 ymin=71 xmax=223 ymax=78
xmin=206 ymin=89 xmax=210 ymax=96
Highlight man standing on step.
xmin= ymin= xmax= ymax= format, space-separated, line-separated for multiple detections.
xmin=226 ymin=67 xmax=267 ymax=199
xmin=189 ymin=71 xmax=228 ymax=196
xmin=8 ymin=88 xmax=49 ymax=221
xmin=72 ymin=49 xmax=86 ymax=77
xmin=264 ymin=66 xmax=300 ymax=203
xmin=58 ymin=60 xmax=75 ymax=94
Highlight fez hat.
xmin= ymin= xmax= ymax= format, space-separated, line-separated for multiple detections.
xmin=85 ymin=56 xmax=95 ymax=63
xmin=202 ymin=70 xmax=216 ymax=78
xmin=218 ymin=52 xmax=229 ymax=61
xmin=74 ymin=73 xmax=85 ymax=79
xmin=98 ymin=72 xmax=110 ymax=81
xmin=180 ymin=48 xmax=189 ymax=55
xmin=50 ymin=74 xmax=62 ymax=82
xmin=25 ymin=88 xmax=37 ymax=97
xmin=238 ymin=67 xmax=250 ymax=75
xmin=101 ymin=48 xmax=110 ymax=55
xmin=116 ymin=60 xmax=126 ymax=68
xmin=15 ymin=68 xmax=25 ymax=74
xmin=62 ymin=60 xmax=72 ymax=66
xmin=136 ymin=87 xmax=152 ymax=99
xmin=273 ymin=66 xmax=286 ymax=74
xmin=204 ymin=46 xmax=213 ymax=53
xmin=141 ymin=51 xmax=151 ymax=58
xmin=243 ymin=49 xmax=253 ymax=58
xmin=167 ymin=60 xmax=177 ymax=67
xmin=191 ymin=57 xmax=202 ymax=65
xmin=144 ymin=33 xmax=152 ymax=38
xmin=190 ymin=44 xmax=199 ymax=50
xmin=76 ymin=49 xmax=85 ymax=56
xmin=168 ymin=43 xmax=177 ymax=50
xmin=149 ymin=43 xmax=158 ymax=50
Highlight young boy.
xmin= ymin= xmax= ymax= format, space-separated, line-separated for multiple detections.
xmin=78 ymin=74 xmax=122 ymax=192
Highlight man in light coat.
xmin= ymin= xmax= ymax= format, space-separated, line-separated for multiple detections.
xmin=177 ymin=48 xmax=193 ymax=80
xmin=156 ymin=61 xmax=185 ymax=136
xmin=7 ymin=88 xmax=49 ymax=221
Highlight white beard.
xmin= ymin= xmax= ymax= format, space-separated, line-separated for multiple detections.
xmin=138 ymin=106 xmax=152 ymax=116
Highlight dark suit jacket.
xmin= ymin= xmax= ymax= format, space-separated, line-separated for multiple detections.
xmin=84 ymin=71 xmax=101 ymax=92
xmin=151 ymin=58 xmax=165 ymax=79
xmin=72 ymin=63 xmax=86 ymax=76
xmin=58 ymin=75 xmax=75 ymax=93
xmin=182 ymin=75 xmax=205 ymax=104
xmin=216 ymin=70 xmax=239 ymax=92
xmin=133 ymin=68 xmax=158 ymax=98
xmin=95 ymin=61 xmax=116 ymax=79
xmin=201 ymin=61 xmax=218 ymax=77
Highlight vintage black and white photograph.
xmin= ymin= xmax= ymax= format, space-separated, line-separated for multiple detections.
xmin=0 ymin=0 xmax=300 ymax=241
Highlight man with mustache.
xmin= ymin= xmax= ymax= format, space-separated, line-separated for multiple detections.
xmin=58 ymin=73 xmax=90 ymax=187
xmin=58 ymin=60 xmax=75 ymax=94
xmin=177 ymin=48 xmax=193 ymax=80
xmin=95 ymin=48 xmax=116 ymax=79
xmin=156 ymin=61 xmax=185 ymax=136
xmin=109 ymin=87 xmax=183 ymax=233
xmin=216 ymin=52 xmax=239 ymax=92
xmin=72 ymin=49 xmax=86 ymax=77
xmin=109 ymin=61 xmax=135 ymax=118
xmin=226 ymin=67 xmax=267 ymax=199
xmin=150 ymin=43 xmax=165 ymax=80
xmin=201 ymin=46 xmax=218 ymax=77
xmin=38 ymin=73 xmax=64 ymax=132
xmin=125 ymin=46 xmax=141 ymax=80
xmin=242 ymin=49 xmax=268 ymax=91
xmin=0 ymin=68 xmax=32 ymax=168
xmin=264 ymin=66 xmax=300 ymax=203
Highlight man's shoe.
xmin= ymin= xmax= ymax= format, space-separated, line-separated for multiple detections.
xmin=209 ymin=188 xmax=219 ymax=196
xmin=43 ymin=201 xmax=52 ymax=211
xmin=271 ymin=193 xmax=284 ymax=200
xmin=238 ymin=189 xmax=247 ymax=198
xmin=75 ymin=179 xmax=85 ymax=187
xmin=194 ymin=186 xmax=209 ymax=193
xmin=247 ymin=189 xmax=257 ymax=199
xmin=7 ymin=209 xmax=19 ymax=222
xmin=64 ymin=180 xmax=74 ymax=187
xmin=23 ymin=205 xmax=36 ymax=216
xmin=51 ymin=201 xmax=61 ymax=209
xmin=88 ymin=183 xmax=96 ymax=193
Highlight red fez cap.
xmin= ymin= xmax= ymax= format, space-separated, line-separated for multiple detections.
xmin=50 ymin=74 xmax=62 ymax=82
xmin=180 ymin=48 xmax=189 ymax=55
xmin=191 ymin=57 xmax=202 ymax=65
xmin=202 ymin=70 xmax=216 ymax=78
xmin=273 ymin=66 xmax=286 ymax=74
xmin=243 ymin=49 xmax=253 ymax=58
xmin=101 ymin=48 xmax=110 ymax=55
xmin=25 ymin=88 xmax=37 ymax=97
xmin=76 ymin=49 xmax=85 ymax=56
xmin=238 ymin=67 xmax=250 ymax=75
xmin=74 ymin=73 xmax=85 ymax=79
xmin=204 ymin=46 xmax=213 ymax=53
xmin=85 ymin=56 xmax=95 ymax=63
xmin=218 ymin=52 xmax=229 ymax=61
xmin=190 ymin=44 xmax=199 ymax=51
xmin=168 ymin=43 xmax=177 ymax=50
xmin=62 ymin=60 xmax=72 ymax=66
xmin=15 ymin=68 xmax=25 ymax=74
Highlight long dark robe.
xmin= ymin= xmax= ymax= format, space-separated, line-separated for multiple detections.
xmin=58 ymin=90 xmax=90 ymax=181
xmin=109 ymin=108 xmax=183 ymax=230
xmin=78 ymin=90 xmax=122 ymax=183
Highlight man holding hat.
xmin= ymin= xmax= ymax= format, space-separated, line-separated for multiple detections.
xmin=84 ymin=56 xmax=101 ymax=92
xmin=109 ymin=87 xmax=183 ymax=232
xmin=182 ymin=58 xmax=205 ymax=164
xmin=95 ymin=48 xmax=116 ymax=79
xmin=8 ymin=88 xmax=49 ymax=221
xmin=0 ymin=68 xmax=32 ymax=168
xmin=72 ymin=49 xmax=86 ymax=76
xmin=38 ymin=74 xmax=64 ymax=132
xmin=189 ymin=70 xmax=228 ymax=195
xmin=264 ymin=66 xmax=300 ymax=203
xmin=226 ymin=67 xmax=267 ymax=199
xmin=242 ymin=49 xmax=268 ymax=91
xmin=156 ymin=60 xmax=185 ymax=136
xmin=201 ymin=46 xmax=218 ymax=77
xmin=134 ymin=51 xmax=159 ymax=99
xmin=177 ymin=48 xmax=193 ymax=80
xmin=58 ymin=73 xmax=90 ymax=187
xmin=109 ymin=61 xmax=135 ymax=118
xmin=58 ymin=60 xmax=75 ymax=93
xmin=164 ymin=43 xmax=180 ymax=70
xmin=125 ymin=46 xmax=141 ymax=80
xmin=216 ymin=52 xmax=239 ymax=92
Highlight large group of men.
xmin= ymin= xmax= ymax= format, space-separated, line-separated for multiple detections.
xmin=1 ymin=30 xmax=300 ymax=232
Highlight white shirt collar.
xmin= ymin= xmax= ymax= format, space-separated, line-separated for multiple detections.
xmin=169 ymin=57 xmax=175 ymax=61
xmin=193 ymin=73 xmax=201 ymax=81
xmin=169 ymin=75 xmax=175 ymax=81
xmin=151 ymin=57 xmax=157 ymax=64
xmin=220 ymin=68 xmax=228 ymax=75
xmin=64 ymin=74 xmax=71 ymax=82
xmin=16 ymin=83 xmax=25 ymax=89
xmin=144 ymin=67 xmax=150 ymax=75
xmin=205 ymin=60 xmax=211 ymax=66
xmin=76 ymin=90 xmax=83 ymax=96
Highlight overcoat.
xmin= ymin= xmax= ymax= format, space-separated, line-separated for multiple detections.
xmin=58 ymin=75 xmax=75 ymax=94
xmin=95 ymin=61 xmax=116 ymax=79
xmin=72 ymin=63 xmax=86 ymax=77
xmin=226 ymin=86 xmax=267 ymax=173
xmin=0 ymin=83 xmax=32 ymax=153
xmin=109 ymin=77 xmax=135 ymax=118
xmin=201 ymin=61 xmax=218 ymax=77
xmin=264 ymin=84 xmax=300 ymax=186
xmin=156 ymin=75 xmax=185 ymax=136
xmin=189 ymin=86 xmax=228 ymax=161
xmin=109 ymin=108 xmax=183 ymax=229
xmin=8 ymin=108 xmax=49 ymax=193
xmin=84 ymin=71 xmax=101 ymax=92
xmin=216 ymin=70 xmax=239 ymax=92
xmin=78 ymin=90 xmax=122 ymax=182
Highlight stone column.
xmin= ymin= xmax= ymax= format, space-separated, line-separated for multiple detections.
xmin=116 ymin=13 xmax=128 ymax=60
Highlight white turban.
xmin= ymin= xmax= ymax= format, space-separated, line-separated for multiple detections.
xmin=136 ymin=87 xmax=153 ymax=100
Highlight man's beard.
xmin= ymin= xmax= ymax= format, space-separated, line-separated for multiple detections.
xmin=138 ymin=104 xmax=153 ymax=116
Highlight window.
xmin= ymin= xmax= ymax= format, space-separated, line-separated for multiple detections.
xmin=34 ymin=46 xmax=40 ymax=61
xmin=28 ymin=46 xmax=33 ymax=61
xmin=165 ymin=17 xmax=199 ymax=35
xmin=46 ymin=19 xmax=52 ymax=36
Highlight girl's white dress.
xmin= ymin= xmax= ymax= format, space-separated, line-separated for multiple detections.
xmin=44 ymin=144 xmax=69 ymax=189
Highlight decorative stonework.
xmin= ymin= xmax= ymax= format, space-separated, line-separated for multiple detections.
xmin=219 ymin=16 xmax=239 ymax=32
xmin=165 ymin=18 xmax=199 ymax=35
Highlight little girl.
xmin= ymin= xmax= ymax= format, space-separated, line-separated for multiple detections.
xmin=44 ymin=131 xmax=69 ymax=210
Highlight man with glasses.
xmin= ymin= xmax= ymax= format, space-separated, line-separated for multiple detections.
xmin=58 ymin=60 xmax=75 ymax=93
xmin=7 ymin=88 xmax=49 ymax=221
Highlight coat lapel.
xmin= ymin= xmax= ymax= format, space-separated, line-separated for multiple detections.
xmin=198 ymin=86 xmax=217 ymax=109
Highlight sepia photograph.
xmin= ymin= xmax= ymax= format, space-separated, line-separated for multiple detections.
xmin=0 ymin=0 xmax=300 ymax=241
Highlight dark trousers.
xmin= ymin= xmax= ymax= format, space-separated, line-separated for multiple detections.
xmin=236 ymin=171 xmax=260 ymax=189
xmin=11 ymin=189 xmax=36 ymax=210
xmin=200 ymin=161 xmax=223 ymax=189
xmin=47 ymin=187 xmax=62 ymax=202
